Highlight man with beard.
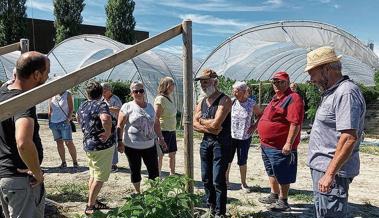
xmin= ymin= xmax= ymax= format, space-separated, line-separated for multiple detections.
xmin=257 ymin=71 xmax=304 ymax=212
xmin=305 ymin=46 xmax=366 ymax=217
xmin=193 ymin=69 xmax=232 ymax=218
xmin=0 ymin=51 xmax=50 ymax=218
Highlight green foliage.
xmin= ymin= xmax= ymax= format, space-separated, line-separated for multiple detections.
xmin=217 ymin=75 xmax=235 ymax=96
xmin=360 ymin=145 xmax=379 ymax=156
xmin=0 ymin=0 xmax=27 ymax=46
xmin=105 ymin=0 xmax=136 ymax=44
xmin=109 ymin=80 xmax=131 ymax=104
xmin=358 ymin=84 xmax=379 ymax=105
xmin=46 ymin=182 xmax=87 ymax=202
xmin=96 ymin=176 xmax=201 ymax=218
xmin=374 ymin=71 xmax=379 ymax=90
xmin=53 ymin=0 xmax=85 ymax=44
xmin=305 ymin=84 xmax=321 ymax=120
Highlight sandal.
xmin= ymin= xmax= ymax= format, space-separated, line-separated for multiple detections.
xmin=84 ymin=205 xmax=95 ymax=215
xmin=94 ymin=200 xmax=110 ymax=210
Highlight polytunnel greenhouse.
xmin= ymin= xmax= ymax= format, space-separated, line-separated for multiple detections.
xmin=197 ymin=20 xmax=379 ymax=86
xmin=40 ymin=34 xmax=202 ymax=113
xmin=0 ymin=51 xmax=20 ymax=82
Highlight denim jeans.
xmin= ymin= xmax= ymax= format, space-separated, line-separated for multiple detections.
xmin=200 ymin=138 xmax=229 ymax=216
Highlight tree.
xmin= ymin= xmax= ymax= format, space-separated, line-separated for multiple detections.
xmin=105 ymin=0 xmax=136 ymax=44
xmin=53 ymin=0 xmax=85 ymax=44
xmin=0 ymin=0 xmax=27 ymax=46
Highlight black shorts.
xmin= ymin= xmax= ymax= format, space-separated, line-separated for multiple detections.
xmin=161 ymin=131 xmax=177 ymax=154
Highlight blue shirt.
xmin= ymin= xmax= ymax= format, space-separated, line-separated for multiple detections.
xmin=307 ymin=76 xmax=366 ymax=178
xmin=77 ymin=100 xmax=116 ymax=151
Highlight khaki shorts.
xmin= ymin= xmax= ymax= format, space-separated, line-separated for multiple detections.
xmin=86 ymin=146 xmax=114 ymax=182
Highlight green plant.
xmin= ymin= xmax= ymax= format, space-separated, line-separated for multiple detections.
xmin=47 ymin=182 xmax=87 ymax=202
xmin=217 ymin=75 xmax=235 ymax=97
xmin=0 ymin=0 xmax=27 ymax=46
xmin=358 ymin=84 xmax=379 ymax=105
xmin=97 ymin=176 xmax=201 ymax=218
xmin=305 ymin=84 xmax=321 ymax=120
xmin=109 ymin=80 xmax=131 ymax=104
xmin=360 ymin=145 xmax=379 ymax=156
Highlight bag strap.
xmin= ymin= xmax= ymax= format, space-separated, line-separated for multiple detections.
xmin=54 ymin=92 xmax=70 ymax=120
xmin=161 ymin=95 xmax=172 ymax=103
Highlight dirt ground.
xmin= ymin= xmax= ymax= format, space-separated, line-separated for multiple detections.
xmin=38 ymin=120 xmax=379 ymax=217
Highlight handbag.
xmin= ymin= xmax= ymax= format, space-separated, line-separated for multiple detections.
xmin=54 ymin=92 xmax=76 ymax=132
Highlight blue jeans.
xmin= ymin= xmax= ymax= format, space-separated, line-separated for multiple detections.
xmin=200 ymin=138 xmax=229 ymax=216
xmin=49 ymin=121 xmax=72 ymax=141
xmin=229 ymin=137 xmax=252 ymax=165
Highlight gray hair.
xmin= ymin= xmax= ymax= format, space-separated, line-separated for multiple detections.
xmin=101 ymin=82 xmax=112 ymax=91
xmin=328 ymin=61 xmax=342 ymax=71
xmin=232 ymin=81 xmax=248 ymax=90
xmin=130 ymin=81 xmax=144 ymax=90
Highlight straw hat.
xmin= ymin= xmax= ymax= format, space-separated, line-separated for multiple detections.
xmin=304 ymin=46 xmax=342 ymax=72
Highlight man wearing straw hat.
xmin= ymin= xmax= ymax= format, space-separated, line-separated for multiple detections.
xmin=305 ymin=46 xmax=366 ymax=217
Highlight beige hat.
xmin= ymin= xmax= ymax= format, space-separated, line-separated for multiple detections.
xmin=195 ymin=69 xmax=218 ymax=81
xmin=304 ymin=46 xmax=342 ymax=72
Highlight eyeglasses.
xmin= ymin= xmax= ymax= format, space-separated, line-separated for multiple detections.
xmin=271 ymin=80 xmax=285 ymax=85
xmin=132 ymin=89 xmax=145 ymax=94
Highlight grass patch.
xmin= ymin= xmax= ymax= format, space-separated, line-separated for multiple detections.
xmin=176 ymin=129 xmax=203 ymax=140
xmin=360 ymin=145 xmax=379 ymax=155
xmin=289 ymin=190 xmax=313 ymax=203
xmin=47 ymin=182 xmax=87 ymax=202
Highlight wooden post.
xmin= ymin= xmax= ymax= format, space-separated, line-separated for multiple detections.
xmin=182 ymin=20 xmax=194 ymax=193
xmin=20 ymin=39 xmax=29 ymax=53
xmin=258 ymin=81 xmax=262 ymax=106
xmin=0 ymin=42 xmax=19 ymax=56
xmin=0 ymin=24 xmax=183 ymax=121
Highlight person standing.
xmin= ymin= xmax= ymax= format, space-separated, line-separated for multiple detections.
xmin=257 ymin=71 xmax=304 ymax=211
xmin=193 ymin=69 xmax=232 ymax=218
xmin=76 ymin=81 xmax=115 ymax=215
xmin=117 ymin=81 xmax=166 ymax=194
xmin=101 ymin=82 xmax=123 ymax=172
xmin=226 ymin=81 xmax=261 ymax=192
xmin=48 ymin=90 xmax=78 ymax=169
xmin=0 ymin=51 xmax=49 ymax=218
xmin=305 ymin=46 xmax=366 ymax=217
xmin=154 ymin=77 xmax=177 ymax=176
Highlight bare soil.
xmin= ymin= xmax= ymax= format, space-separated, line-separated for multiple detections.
xmin=38 ymin=120 xmax=379 ymax=217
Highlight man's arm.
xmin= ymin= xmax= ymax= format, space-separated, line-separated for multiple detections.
xmin=15 ymin=117 xmax=44 ymax=187
xmin=193 ymin=100 xmax=222 ymax=135
xmin=199 ymin=96 xmax=232 ymax=130
xmin=282 ymin=123 xmax=301 ymax=155
xmin=318 ymin=129 xmax=357 ymax=192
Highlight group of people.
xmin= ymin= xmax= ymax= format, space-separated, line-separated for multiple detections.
xmin=194 ymin=46 xmax=366 ymax=217
xmin=0 ymin=45 xmax=366 ymax=218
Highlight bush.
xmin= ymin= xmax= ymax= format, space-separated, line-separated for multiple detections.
xmin=109 ymin=81 xmax=131 ymax=104
xmin=96 ymin=176 xmax=201 ymax=218
xmin=358 ymin=84 xmax=379 ymax=105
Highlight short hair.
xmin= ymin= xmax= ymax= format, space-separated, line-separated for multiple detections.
xmin=232 ymin=81 xmax=248 ymax=90
xmin=86 ymin=81 xmax=103 ymax=100
xmin=15 ymin=51 xmax=48 ymax=80
xmin=157 ymin=77 xmax=174 ymax=95
xmin=328 ymin=61 xmax=342 ymax=71
xmin=101 ymin=82 xmax=112 ymax=91
xmin=130 ymin=81 xmax=144 ymax=91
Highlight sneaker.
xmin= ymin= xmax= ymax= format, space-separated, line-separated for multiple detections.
xmin=59 ymin=162 xmax=67 ymax=169
xmin=111 ymin=165 xmax=118 ymax=173
xmin=258 ymin=193 xmax=278 ymax=204
xmin=267 ymin=199 xmax=291 ymax=212
xmin=241 ymin=184 xmax=252 ymax=193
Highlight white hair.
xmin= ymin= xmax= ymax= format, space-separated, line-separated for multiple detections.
xmin=232 ymin=81 xmax=247 ymax=90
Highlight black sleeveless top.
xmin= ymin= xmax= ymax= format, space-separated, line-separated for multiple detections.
xmin=200 ymin=93 xmax=231 ymax=145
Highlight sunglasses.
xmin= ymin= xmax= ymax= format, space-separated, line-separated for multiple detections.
xmin=271 ymin=80 xmax=285 ymax=85
xmin=132 ymin=89 xmax=145 ymax=94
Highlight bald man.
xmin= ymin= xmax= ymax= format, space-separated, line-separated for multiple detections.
xmin=0 ymin=51 xmax=50 ymax=218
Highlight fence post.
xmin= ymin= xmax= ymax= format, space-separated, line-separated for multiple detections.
xmin=182 ymin=19 xmax=194 ymax=194
xmin=20 ymin=39 xmax=29 ymax=53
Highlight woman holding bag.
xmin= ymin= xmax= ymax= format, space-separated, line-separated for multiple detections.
xmin=48 ymin=90 xmax=78 ymax=169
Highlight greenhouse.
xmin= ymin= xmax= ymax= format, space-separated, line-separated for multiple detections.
xmin=21 ymin=34 xmax=199 ymax=113
xmin=196 ymin=20 xmax=379 ymax=86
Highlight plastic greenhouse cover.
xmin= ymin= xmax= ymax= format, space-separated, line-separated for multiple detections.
xmin=40 ymin=34 xmax=202 ymax=113
xmin=0 ymin=51 xmax=20 ymax=82
xmin=197 ymin=21 xmax=379 ymax=86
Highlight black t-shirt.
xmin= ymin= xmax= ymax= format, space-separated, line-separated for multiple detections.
xmin=0 ymin=85 xmax=43 ymax=178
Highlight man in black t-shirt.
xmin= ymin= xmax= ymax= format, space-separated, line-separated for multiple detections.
xmin=0 ymin=51 xmax=50 ymax=218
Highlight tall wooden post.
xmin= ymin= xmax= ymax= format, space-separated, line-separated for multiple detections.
xmin=20 ymin=39 xmax=29 ymax=53
xmin=182 ymin=20 xmax=194 ymax=193
xmin=258 ymin=81 xmax=262 ymax=106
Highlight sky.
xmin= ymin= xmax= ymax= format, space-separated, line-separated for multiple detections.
xmin=25 ymin=0 xmax=379 ymax=60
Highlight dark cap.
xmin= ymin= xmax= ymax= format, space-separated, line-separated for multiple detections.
xmin=195 ymin=69 xmax=218 ymax=81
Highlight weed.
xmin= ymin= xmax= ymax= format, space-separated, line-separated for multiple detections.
xmin=47 ymin=182 xmax=87 ymax=202
xmin=360 ymin=145 xmax=379 ymax=155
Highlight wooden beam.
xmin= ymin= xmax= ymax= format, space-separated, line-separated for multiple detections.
xmin=182 ymin=20 xmax=194 ymax=193
xmin=0 ymin=24 xmax=183 ymax=121
xmin=0 ymin=43 xmax=20 ymax=56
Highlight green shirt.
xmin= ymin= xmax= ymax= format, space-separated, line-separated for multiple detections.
xmin=154 ymin=95 xmax=177 ymax=131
